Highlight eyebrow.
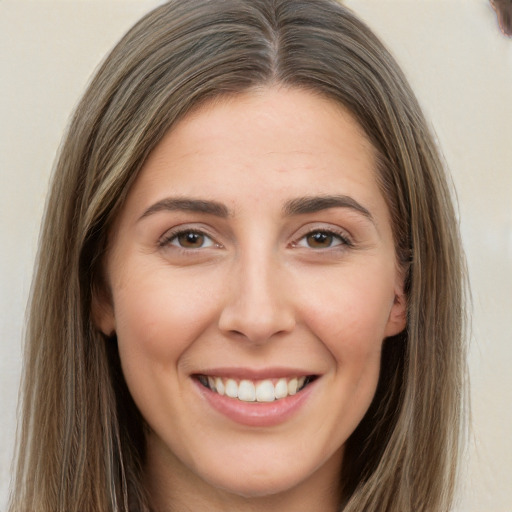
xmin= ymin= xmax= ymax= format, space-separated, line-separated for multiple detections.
xmin=283 ymin=195 xmax=374 ymax=221
xmin=139 ymin=198 xmax=231 ymax=220
xmin=138 ymin=194 xmax=373 ymax=223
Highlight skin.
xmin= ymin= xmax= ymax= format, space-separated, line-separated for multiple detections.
xmin=95 ymin=87 xmax=407 ymax=512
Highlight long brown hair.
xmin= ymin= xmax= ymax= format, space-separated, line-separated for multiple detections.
xmin=10 ymin=1 xmax=468 ymax=510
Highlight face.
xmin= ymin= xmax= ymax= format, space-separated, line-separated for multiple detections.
xmin=95 ymin=88 xmax=406 ymax=505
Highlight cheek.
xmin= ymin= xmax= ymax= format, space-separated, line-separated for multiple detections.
xmin=111 ymin=269 xmax=222 ymax=395
xmin=114 ymin=267 xmax=216 ymax=345
xmin=294 ymin=261 xmax=395 ymax=405
xmin=299 ymin=263 xmax=395 ymax=351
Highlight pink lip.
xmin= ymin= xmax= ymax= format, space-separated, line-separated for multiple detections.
xmin=193 ymin=374 xmax=318 ymax=428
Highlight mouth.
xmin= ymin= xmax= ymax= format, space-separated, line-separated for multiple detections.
xmin=195 ymin=374 xmax=318 ymax=403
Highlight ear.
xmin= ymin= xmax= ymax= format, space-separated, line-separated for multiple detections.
xmin=384 ymin=281 xmax=407 ymax=337
xmin=91 ymin=285 xmax=116 ymax=337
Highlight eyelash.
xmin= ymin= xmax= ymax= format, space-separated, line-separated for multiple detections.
xmin=158 ymin=227 xmax=353 ymax=251
xmin=292 ymin=228 xmax=353 ymax=250
xmin=158 ymin=228 xmax=219 ymax=250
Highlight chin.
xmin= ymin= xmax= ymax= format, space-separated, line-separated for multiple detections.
xmin=196 ymin=446 xmax=342 ymax=501
xmin=207 ymin=470 xmax=305 ymax=499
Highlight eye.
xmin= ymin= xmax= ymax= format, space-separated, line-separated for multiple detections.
xmin=160 ymin=229 xmax=217 ymax=249
xmin=294 ymin=229 xmax=351 ymax=249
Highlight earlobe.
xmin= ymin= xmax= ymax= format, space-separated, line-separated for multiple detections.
xmin=91 ymin=290 xmax=116 ymax=337
xmin=385 ymin=290 xmax=407 ymax=337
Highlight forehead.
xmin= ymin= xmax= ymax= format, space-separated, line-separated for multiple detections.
xmin=118 ymin=87 xmax=390 ymax=230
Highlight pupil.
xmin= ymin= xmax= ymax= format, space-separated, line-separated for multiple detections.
xmin=179 ymin=232 xmax=203 ymax=247
xmin=308 ymin=232 xmax=332 ymax=248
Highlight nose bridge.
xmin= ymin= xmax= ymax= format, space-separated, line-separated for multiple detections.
xmin=218 ymin=245 xmax=295 ymax=343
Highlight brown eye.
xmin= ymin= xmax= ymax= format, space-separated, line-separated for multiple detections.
xmin=177 ymin=232 xmax=206 ymax=248
xmin=306 ymin=231 xmax=335 ymax=248
xmin=294 ymin=230 xmax=350 ymax=250
xmin=160 ymin=230 xmax=216 ymax=249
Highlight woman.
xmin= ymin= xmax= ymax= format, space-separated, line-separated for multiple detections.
xmin=10 ymin=1 xmax=468 ymax=511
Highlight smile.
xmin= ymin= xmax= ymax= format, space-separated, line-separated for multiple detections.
xmin=196 ymin=375 xmax=316 ymax=403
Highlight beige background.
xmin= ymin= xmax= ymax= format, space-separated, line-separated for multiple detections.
xmin=1 ymin=1 xmax=511 ymax=510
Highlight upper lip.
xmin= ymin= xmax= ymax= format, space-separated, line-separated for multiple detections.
xmin=193 ymin=367 xmax=318 ymax=380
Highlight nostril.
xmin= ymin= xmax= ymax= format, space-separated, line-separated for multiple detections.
xmin=218 ymin=308 xmax=296 ymax=344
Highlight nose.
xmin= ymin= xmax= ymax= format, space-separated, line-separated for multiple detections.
xmin=218 ymin=253 xmax=296 ymax=344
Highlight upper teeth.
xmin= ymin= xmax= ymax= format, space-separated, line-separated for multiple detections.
xmin=201 ymin=376 xmax=308 ymax=402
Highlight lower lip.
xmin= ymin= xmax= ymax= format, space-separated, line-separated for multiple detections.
xmin=194 ymin=379 xmax=317 ymax=427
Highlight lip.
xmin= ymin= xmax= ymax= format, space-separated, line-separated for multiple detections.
xmin=196 ymin=366 xmax=314 ymax=380
xmin=193 ymin=369 xmax=319 ymax=427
